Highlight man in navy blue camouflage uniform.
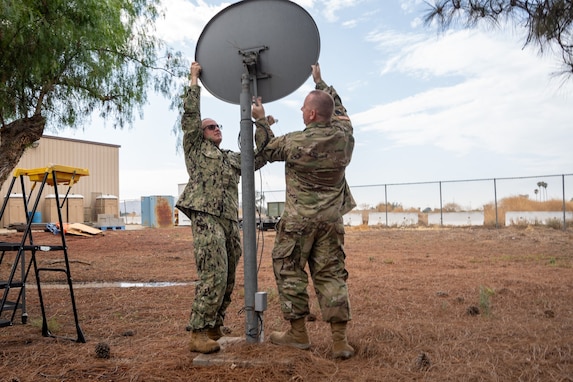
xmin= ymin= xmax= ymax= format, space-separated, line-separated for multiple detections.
xmin=177 ymin=62 xmax=271 ymax=354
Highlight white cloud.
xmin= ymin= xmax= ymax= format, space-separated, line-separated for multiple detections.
xmin=320 ymin=0 xmax=362 ymax=22
xmin=400 ymin=0 xmax=425 ymax=14
xmin=342 ymin=19 xmax=358 ymax=28
xmin=155 ymin=0 xmax=231 ymax=44
xmin=355 ymin=29 xmax=573 ymax=169
xmin=292 ymin=0 xmax=317 ymax=9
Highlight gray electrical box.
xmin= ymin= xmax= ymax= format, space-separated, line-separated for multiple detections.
xmin=255 ymin=291 xmax=267 ymax=312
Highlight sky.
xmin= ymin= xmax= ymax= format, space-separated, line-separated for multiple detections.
xmin=56 ymin=0 xmax=573 ymax=210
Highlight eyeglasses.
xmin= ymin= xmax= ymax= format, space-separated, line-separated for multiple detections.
xmin=204 ymin=124 xmax=222 ymax=131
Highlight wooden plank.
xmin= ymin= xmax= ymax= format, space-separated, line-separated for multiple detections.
xmin=67 ymin=223 xmax=102 ymax=235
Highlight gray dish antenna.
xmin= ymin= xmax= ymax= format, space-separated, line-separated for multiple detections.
xmin=194 ymin=0 xmax=320 ymax=346
xmin=195 ymin=0 xmax=320 ymax=104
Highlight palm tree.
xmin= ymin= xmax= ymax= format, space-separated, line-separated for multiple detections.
xmin=536 ymin=181 xmax=548 ymax=201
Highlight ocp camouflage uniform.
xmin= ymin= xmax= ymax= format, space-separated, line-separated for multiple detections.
xmin=176 ymin=84 xmax=269 ymax=331
xmin=256 ymin=80 xmax=356 ymax=323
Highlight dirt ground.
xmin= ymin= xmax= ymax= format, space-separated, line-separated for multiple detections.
xmin=1 ymin=224 xmax=572 ymax=381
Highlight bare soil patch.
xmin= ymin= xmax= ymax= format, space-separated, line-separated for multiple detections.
xmin=1 ymin=225 xmax=572 ymax=381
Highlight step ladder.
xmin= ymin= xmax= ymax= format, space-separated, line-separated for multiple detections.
xmin=0 ymin=165 xmax=88 ymax=342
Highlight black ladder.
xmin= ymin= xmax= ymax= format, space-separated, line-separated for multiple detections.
xmin=0 ymin=165 xmax=89 ymax=342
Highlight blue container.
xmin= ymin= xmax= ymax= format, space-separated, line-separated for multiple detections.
xmin=141 ymin=196 xmax=174 ymax=228
xmin=27 ymin=211 xmax=42 ymax=223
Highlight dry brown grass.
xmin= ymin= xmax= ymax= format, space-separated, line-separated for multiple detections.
xmin=1 ymin=225 xmax=572 ymax=381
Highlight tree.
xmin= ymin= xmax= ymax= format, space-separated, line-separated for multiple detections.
xmin=536 ymin=181 xmax=548 ymax=200
xmin=0 ymin=0 xmax=187 ymax=186
xmin=424 ymin=0 xmax=573 ymax=78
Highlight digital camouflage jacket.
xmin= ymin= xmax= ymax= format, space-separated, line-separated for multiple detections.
xmin=176 ymin=85 xmax=271 ymax=222
xmin=258 ymin=80 xmax=356 ymax=225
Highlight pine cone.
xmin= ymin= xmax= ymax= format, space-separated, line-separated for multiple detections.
xmin=95 ymin=342 xmax=111 ymax=359
xmin=414 ymin=352 xmax=431 ymax=371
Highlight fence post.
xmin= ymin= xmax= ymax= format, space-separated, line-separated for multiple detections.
xmin=439 ymin=181 xmax=443 ymax=226
xmin=384 ymin=184 xmax=388 ymax=226
xmin=493 ymin=178 xmax=499 ymax=229
xmin=562 ymin=174 xmax=567 ymax=231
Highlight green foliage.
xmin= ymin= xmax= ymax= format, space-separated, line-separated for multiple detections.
xmin=548 ymin=257 xmax=557 ymax=265
xmin=479 ymin=285 xmax=495 ymax=316
xmin=30 ymin=316 xmax=60 ymax=333
xmin=0 ymin=0 xmax=187 ymax=129
xmin=424 ymin=0 xmax=573 ymax=77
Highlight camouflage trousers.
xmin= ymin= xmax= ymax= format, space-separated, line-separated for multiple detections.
xmin=188 ymin=211 xmax=242 ymax=331
xmin=272 ymin=218 xmax=351 ymax=323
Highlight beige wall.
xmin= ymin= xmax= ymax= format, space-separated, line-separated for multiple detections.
xmin=0 ymin=135 xmax=120 ymax=226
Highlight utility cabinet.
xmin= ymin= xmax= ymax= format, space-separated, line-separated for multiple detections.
xmin=94 ymin=194 xmax=118 ymax=219
xmin=44 ymin=194 xmax=84 ymax=223
xmin=141 ymin=195 xmax=174 ymax=228
xmin=0 ymin=194 xmax=26 ymax=228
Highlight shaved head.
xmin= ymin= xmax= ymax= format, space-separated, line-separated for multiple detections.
xmin=306 ymin=90 xmax=334 ymax=122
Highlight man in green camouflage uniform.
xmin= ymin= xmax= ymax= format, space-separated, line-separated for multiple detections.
xmin=176 ymin=62 xmax=271 ymax=354
xmin=251 ymin=63 xmax=356 ymax=359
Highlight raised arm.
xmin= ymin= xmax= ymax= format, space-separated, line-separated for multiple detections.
xmin=312 ymin=63 xmax=352 ymax=135
xmin=181 ymin=62 xmax=204 ymax=156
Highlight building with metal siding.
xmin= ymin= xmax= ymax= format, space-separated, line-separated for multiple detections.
xmin=0 ymin=135 xmax=120 ymax=226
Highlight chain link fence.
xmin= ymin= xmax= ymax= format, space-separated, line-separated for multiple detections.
xmin=121 ymin=173 xmax=573 ymax=230
xmin=257 ymin=173 xmax=573 ymax=230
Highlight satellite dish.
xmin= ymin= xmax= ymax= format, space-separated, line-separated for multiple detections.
xmin=195 ymin=0 xmax=320 ymax=104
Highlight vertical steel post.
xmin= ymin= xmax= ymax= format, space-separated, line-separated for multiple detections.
xmin=439 ymin=181 xmax=443 ymax=226
xmin=562 ymin=174 xmax=566 ymax=231
xmin=384 ymin=184 xmax=388 ymax=226
xmin=493 ymin=178 xmax=499 ymax=229
xmin=240 ymin=70 xmax=259 ymax=342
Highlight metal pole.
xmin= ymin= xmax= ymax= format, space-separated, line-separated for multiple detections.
xmin=562 ymin=174 xmax=566 ymax=231
xmin=240 ymin=70 xmax=259 ymax=343
xmin=439 ymin=181 xmax=443 ymax=226
xmin=384 ymin=184 xmax=388 ymax=226
xmin=494 ymin=179 xmax=499 ymax=228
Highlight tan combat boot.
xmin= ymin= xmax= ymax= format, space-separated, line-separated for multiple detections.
xmin=206 ymin=325 xmax=224 ymax=341
xmin=189 ymin=330 xmax=221 ymax=354
xmin=269 ymin=318 xmax=310 ymax=350
xmin=331 ymin=321 xmax=354 ymax=359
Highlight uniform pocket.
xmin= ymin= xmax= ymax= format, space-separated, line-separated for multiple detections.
xmin=272 ymin=220 xmax=298 ymax=261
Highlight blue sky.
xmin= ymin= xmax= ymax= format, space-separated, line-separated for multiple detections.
xmin=56 ymin=0 xmax=573 ymax=209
